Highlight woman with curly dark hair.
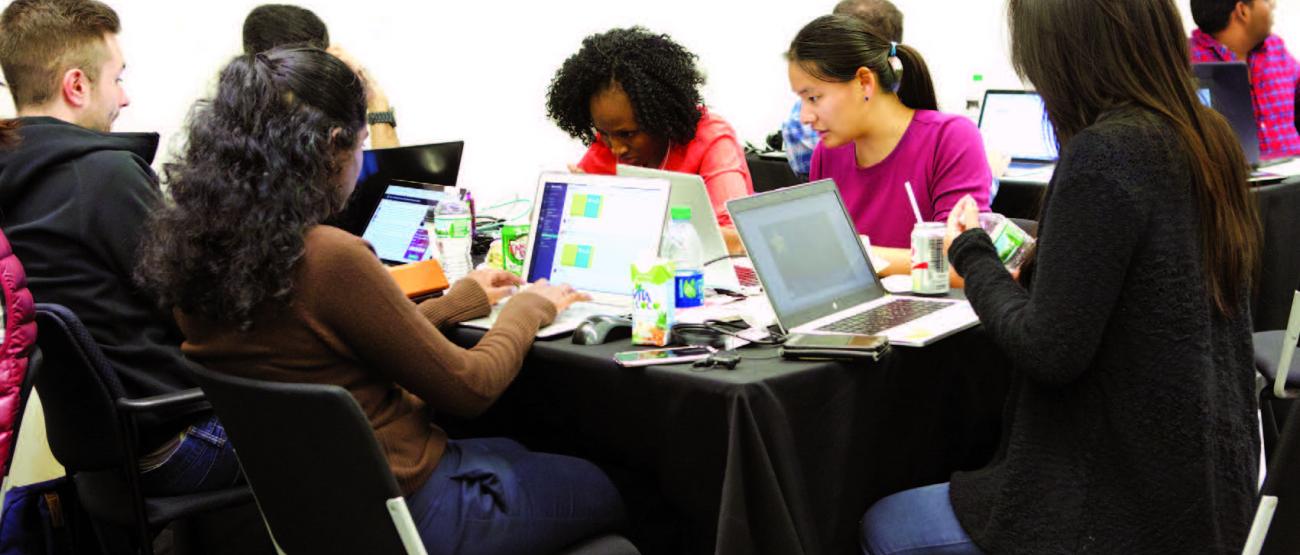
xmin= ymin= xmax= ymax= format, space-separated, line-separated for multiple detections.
xmin=546 ymin=26 xmax=753 ymax=251
xmin=137 ymin=47 xmax=624 ymax=554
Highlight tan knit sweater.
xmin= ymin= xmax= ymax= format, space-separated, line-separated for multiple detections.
xmin=177 ymin=225 xmax=556 ymax=495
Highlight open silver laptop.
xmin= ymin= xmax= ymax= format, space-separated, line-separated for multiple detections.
xmin=727 ymin=179 xmax=979 ymax=347
xmin=979 ymin=90 xmax=1057 ymax=185
xmin=614 ymin=165 xmax=757 ymax=292
xmin=461 ymin=172 xmax=671 ymax=338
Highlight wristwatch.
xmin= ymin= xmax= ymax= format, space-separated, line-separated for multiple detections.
xmin=367 ymin=109 xmax=397 ymax=128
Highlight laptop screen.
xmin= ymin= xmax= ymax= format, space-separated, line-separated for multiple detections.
xmin=978 ymin=91 xmax=1058 ymax=162
xmin=1193 ymin=62 xmax=1261 ymax=166
xmin=361 ymin=184 xmax=446 ymax=264
xmin=334 ymin=141 xmax=465 ymax=236
xmin=731 ymin=180 xmax=883 ymax=330
xmin=527 ymin=177 xmax=668 ymax=297
xmin=1198 ymin=87 xmax=1213 ymax=107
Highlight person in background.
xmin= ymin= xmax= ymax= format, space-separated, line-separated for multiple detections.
xmin=782 ymin=0 xmax=904 ymax=178
xmin=0 ymin=0 xmax=244 ymax=498
xmin=546 ymin=26 xmax=754 ymax=253
xmin=859 ymin=0 xmax=1262 ymax=552
xmin=136 ymin=47 xmax=625 ymax=555
xmin=1190 ymin=0 xmax=1300 ymax=160
xmin=786 ymin=15 xmax=992 ymax=275
xmin=243 ymin=3 xmax=400 ymax=149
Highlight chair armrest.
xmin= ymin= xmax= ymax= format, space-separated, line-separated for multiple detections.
xmin=116 ymin=387 xmax=211 ymax=414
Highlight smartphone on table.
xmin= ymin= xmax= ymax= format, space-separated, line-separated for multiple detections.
xmin=781 ymin=333 xmax=888 ymax=360
xmin=613 ymin=346 xmax=716 ymax=367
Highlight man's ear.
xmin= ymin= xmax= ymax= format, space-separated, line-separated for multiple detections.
xmin=60 ymin=68 xmax=90 ymax=109
xmin=1233 ymin=0 xmax=1252 ymax=25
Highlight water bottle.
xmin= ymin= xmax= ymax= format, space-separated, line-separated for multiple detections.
xmin=964 ymin=73 xmax=985 ymax=122
xmin=661 ymin=206 xmax=705 ymax=308
xmin=434 ymin=193 xmax=473 ymax=283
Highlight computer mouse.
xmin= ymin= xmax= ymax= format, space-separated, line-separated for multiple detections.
xmin=572 ymin=315 xmax=633 ymax=345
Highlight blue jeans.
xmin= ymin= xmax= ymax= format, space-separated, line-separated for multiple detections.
xmin=138 ymin=416 xmax=242 ymax=496
xmin=861 ymin=483 xmax=983 ymax=555
xmin=406 ymin=438 xmax=625 ymax=555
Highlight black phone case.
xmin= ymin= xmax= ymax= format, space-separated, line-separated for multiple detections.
xmin=779 ymin=346 xmax=888 ymax=362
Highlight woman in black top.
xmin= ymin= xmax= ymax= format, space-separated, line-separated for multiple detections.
xmin=858 ymin=0 xmax=1263 ymax=553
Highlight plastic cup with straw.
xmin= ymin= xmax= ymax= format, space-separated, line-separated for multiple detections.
xmin=904 ymin=181 xmax=924 ymax=224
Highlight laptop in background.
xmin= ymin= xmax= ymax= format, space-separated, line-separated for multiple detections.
xmin=614 ymin=165 xmax=754 ymax=292
xmin=335 ymin=141 xmax=465 ymax=236
xmin=358 ymin=180 xmax=457 ymax=266
xmin=727 ymin=179 xmax=979 ymax=347
xmin=978 ymin=90 xmax=1058 ymax=183
xmin=461 ymin=172 xmax=672 ymax=338
xmin=1193 ymin=61 xmax=1270 ymax=168
xmin=1193 ymin=62 xmax=1261 ymax=167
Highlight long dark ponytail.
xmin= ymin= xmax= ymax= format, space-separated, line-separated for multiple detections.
xmin=786 ymin=14 xmax=937 ymax=111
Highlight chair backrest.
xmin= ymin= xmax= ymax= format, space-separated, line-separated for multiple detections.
xmin=32 ymin=304 xmax=128 ymax=471
xmin=1244 ymin=407 xmax=1300 ymax=554
xmin=0 ymin=231 xmax=37 ymax=477
xmin=187 ymin=363 xmax=423 ymax=554
xmin=1272 ymin=292 xmax=1300 ymax=399
xmin=746 ymin=152 xmax=803 ymax=193
xmin=1253 ymin=180 xmax=1300 ymax=331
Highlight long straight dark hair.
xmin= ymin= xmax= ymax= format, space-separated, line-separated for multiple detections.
xmin=1009 ymin=0 xmax=1260 ymax=316
xmin=0 ymin=119 xmax=17 ymax=149
xmin=787 ymin=14 xmax=937 ymax=111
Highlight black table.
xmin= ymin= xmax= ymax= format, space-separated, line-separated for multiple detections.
xmin=442 ymin=325 xmax=1008 ymax=555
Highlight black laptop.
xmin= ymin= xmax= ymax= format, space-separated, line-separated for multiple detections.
xmin=1193 ymin=62 xmax=1264 ymax=168
xmin=333 ymin=141 xmax=465 ymax=236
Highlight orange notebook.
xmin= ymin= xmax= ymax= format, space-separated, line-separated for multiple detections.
xmin=386 ymin=259 xmax=450 ymax=299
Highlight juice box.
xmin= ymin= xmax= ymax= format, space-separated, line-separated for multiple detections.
xmin=631 ymin=258 xmax=676 ymax=346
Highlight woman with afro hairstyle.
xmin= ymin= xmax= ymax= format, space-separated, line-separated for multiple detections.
xmin=546 ymin=27 xmax=753 ymax=251
xmin=137 ymin=47 xmax=625 ymax=555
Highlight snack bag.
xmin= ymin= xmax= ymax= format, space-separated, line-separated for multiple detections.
xmin=631 ymin=258 xmax=676 ymax=346
xmin=502 ymin=223 xmax=529 ymax=277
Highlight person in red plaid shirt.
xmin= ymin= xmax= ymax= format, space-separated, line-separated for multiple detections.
xmin=1190 ymin=0 xmax=1300 ymax=161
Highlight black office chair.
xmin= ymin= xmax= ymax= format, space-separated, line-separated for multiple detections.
xmin=32 ymin=304 xmax=252 ymax=555
xmin=1254 ymin=291 xmax=1300 ymax=459
xmin=1243 ymin=400 xmax=1300 ymax=554
xmin=187 ymin=364 xmax=639 ymax=555
xmin=746 ymin=152 xmax=804 ymax=193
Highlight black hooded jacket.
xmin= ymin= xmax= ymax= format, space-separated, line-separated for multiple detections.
xmin=0 ymin=117 xmax=199 ymax=437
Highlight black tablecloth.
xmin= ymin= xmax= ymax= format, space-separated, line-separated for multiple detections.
xmin=442 ymin=326 xmax=1008 ymax=555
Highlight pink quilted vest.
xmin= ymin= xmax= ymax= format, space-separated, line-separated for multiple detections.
xmin=0 ymin=231 xmax=35 ymax=477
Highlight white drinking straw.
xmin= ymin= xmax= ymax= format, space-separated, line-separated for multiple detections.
xmin=903 ymin=181 xmax=924 ymax=223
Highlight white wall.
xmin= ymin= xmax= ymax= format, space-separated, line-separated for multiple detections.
xmin=1 ymin=0 xmax=1298 ymax=209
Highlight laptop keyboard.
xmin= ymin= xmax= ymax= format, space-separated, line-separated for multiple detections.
xmin=816 ymin=299 xmax=949 ymax=335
